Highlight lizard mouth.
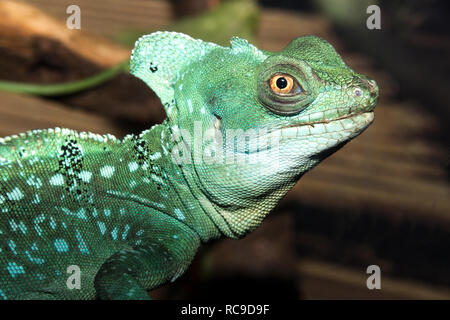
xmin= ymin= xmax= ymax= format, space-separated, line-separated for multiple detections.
xmin=271 ymin=110 xmax=374 ymax=144
xmin=283 ymin=110 xmax=374 ymax=129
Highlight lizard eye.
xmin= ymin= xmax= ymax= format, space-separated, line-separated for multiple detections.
xmin=257 ymin=60 xmax=315 ymax=116
xmin=269 ymin=74 xmax=302 ymax=96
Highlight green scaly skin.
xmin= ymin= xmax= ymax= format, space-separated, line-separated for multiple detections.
xmin=0 ymin=32 xmax=378 ymax=299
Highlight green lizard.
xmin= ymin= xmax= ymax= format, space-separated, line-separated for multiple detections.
xmin=0 ymin=32 xmax=378 ymax=299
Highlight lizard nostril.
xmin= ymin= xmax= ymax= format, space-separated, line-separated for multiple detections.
xmin=358 ymin=77 xmax=378 ymax=98
xmin=370 ymin=87 xmax=379 ymax=100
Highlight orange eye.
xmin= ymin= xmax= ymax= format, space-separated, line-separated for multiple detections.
xmin=269 ymin=74 xmax=295 ymax=95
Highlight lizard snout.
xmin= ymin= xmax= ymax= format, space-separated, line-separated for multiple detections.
xmin=353 ymin=75 xmax=379 ymax=111
xmin=367 ymin=79 xmax=379 ymax=98
xmin=358 ymin=75 xmax=379 ymax=99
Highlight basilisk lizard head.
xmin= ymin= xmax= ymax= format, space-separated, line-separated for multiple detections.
xmin=131 ymin=32 xmax=379 ymax=238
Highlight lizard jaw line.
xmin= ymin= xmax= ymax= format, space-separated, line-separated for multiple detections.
xmin=284 ymin=110 xmax=374 ymax=129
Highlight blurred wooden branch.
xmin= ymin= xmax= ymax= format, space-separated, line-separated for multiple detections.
xmin=0 ymin=92 xmax=126 ymax=137
xmin=0 ymin=0 xmax=165 ymax=126
xmin=171 ymin=0 xmax=220 ymax=18
xmin=0 ymin=1 xmax=129 ymax=67
xmin=298 ymin=259 xmax=450 ymax=299
xmin=0 ymin=0 xmax=260 ymax=125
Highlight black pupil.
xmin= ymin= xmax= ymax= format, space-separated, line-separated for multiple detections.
xmin=276 ymin=77 xmax=288 ymax=89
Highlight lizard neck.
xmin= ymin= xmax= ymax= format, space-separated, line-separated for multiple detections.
xmin=181 ymin=162 xmax=299 ymax=239
xmin=118 ymin=123 xmax=223 ymax=243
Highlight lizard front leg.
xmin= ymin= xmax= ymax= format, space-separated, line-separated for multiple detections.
xmin=94 ymin=224 xmax=200 ymax=300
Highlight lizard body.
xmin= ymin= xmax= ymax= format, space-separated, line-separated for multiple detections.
xmin=0 ymin=32 xmax=378 ymax=299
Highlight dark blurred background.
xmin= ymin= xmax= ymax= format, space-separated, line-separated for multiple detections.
xmin=0 ymin=0 xmax=448 ymax=299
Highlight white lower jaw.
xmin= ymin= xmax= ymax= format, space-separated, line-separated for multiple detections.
xmin=280 ymin=111 xmax=374 ymax=141
xmin=229 ymin=111 xmax=374 ymax=174
xmin=252 ymin=111 xmax=375 ymax=171
xmin=229 ymin=111 xmax=375 ymax=161
xmin=284 ymin=111 xmax=373 ymax=158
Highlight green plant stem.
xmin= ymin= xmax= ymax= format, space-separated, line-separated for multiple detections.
xmin=0 ymin=60 xmax=129 ymax=96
